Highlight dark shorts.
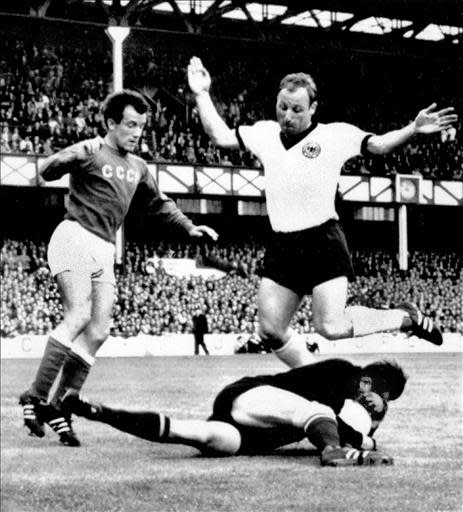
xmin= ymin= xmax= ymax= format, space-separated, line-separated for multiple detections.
xmin=208 ymin=376 xmax=303 ymax=454
xmin=261 ymin=219 xmax=354 ymax=296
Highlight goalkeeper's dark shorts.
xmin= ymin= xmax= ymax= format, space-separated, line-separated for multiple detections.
xmin=261 ymin=219 xmax=354 ymax=295
xmin=208 ymin=376 xmax=302 ymax=454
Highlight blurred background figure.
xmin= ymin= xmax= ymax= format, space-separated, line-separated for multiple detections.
xmin=192 ymin=307 xmax=209 ymax=355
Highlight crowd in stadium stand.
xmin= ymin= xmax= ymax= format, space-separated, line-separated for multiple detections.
xmin=0 ymin=29 xmax=462 ymax=180
xmin=1 ymin=239 xmax=462 ymax=339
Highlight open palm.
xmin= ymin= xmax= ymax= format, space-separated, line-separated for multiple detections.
xmin=415 ymin=103 xmax=458 ymax=134
xmin=188 ymin=57 xmax=211 ymax=95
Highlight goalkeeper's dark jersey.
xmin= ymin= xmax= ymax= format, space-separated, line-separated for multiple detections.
xmin=212 ymin=359 xmax=362 ymax=418
xmin=263 ymin=358 xmax=361 ymax=414
xmin=41 ymin=143 xmax=194 ymax=243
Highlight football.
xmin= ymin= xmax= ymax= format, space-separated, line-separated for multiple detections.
xmin=338 ymin=399 xmax=372 ymax=435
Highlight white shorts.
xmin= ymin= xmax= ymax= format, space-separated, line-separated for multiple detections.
xmin=47 ymin=220 xmax=116 ymax=285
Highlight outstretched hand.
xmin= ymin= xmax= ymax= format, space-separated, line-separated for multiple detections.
xmin=414 ymin=103 xmax=458 ymax=134
xmin=188 ymin=225 xmax=219 ymax=241
xmin=187 ymin=57 xmax=211 ymax=96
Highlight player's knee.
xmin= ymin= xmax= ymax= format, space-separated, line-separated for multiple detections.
xmin=200 ymin=422 xmax=241 ymax=456
xmin=258 ymin=321 xmax=285 ymax=349
xmin=230 ymin=407 xmax=254 ymax=426
xmin=86 ymin=324 xmax=111 ymax=347
xmin=63 ymin=307 xmax=92 ymax=332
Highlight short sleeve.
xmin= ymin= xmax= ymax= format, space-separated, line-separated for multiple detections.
xmin=236 ymin=121 xmax=278 ymax=159
xmin=333 ymin=123 xmax=373 ymax=160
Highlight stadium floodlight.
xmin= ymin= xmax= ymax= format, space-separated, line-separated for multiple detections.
xmin=105 ymin=25 xmax=131 ymax=265
xmin=106 ymin=26 xmax=130 ymax=45
xmin=105 ymin=25 xmax=131 ymax=93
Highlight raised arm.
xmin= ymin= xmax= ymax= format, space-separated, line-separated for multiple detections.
xmin=187 ymin=57 xmax=239 ymax=149
xmin=367 ymin=103 xmax=458 ymax=155
xmin=40 ymin=137 xmax=104 ymax=181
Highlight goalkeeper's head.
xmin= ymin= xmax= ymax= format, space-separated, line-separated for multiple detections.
xmin=362 ymin=359 xmax=408 ymax=401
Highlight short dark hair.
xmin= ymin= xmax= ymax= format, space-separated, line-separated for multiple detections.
xmin=102 ymin=90 xmax=149 ymax=126
xmin=279 ymin=73 xmax=318 ymax=103
xmin=362 ymin=360 xmax=408 ymax=401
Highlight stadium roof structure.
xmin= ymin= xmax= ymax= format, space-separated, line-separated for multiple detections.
xmin=3 ymin=0 xmax=463 ymax=47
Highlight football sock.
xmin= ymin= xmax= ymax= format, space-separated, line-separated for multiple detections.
xmin=305 ymin=417 xmax=341 ymax=450
xmin=346 ymin=306 xmax=407 ymax=337
xmin=50 ymin=346 xmax=94 ymax=407
xmin=96 ymin=407 xmax=171 ymax=443
xmin=274 ymin=332 xmax=315 ymax=368
xmin=30 ymin=334 xmax=72 ymax=400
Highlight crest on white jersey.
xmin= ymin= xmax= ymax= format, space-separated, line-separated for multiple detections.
xmin=302 ymin=141 xmax=321 ymax=159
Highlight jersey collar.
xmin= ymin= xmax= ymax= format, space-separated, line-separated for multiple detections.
xmin=279 ymin=121 xmax=319 ymax=150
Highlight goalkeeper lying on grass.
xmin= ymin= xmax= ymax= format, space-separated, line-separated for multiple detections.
xmin=61 ymin=357 xmax=406 ymax=467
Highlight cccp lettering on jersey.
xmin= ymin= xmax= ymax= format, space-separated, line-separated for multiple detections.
xmin=101 ymin=164 xmax=139 ymax=183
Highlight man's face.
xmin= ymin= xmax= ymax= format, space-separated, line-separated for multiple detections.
xmin=276 ymin=87 xmax=317 ymax=136
xmin=356 ymin=377 xmax=389 ymax=415
xmin=107 ymin=105 xmax=146 ymax=153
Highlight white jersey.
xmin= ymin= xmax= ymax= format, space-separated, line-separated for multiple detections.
xmin=238 ymin=120 xmax=370 ymax=232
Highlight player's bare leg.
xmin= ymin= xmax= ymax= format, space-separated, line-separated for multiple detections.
xmin=258 ymin=278 xmax=314 ymax=368
xmin=311 ymin=276 xmax=405 ymax=339
xmin=168 ymin=420 xmax=241 ymax=455
xmin=311 ymin=276 xmax=442 ymax=345
xmin=231 ymin=385 xmax=335 ymax=432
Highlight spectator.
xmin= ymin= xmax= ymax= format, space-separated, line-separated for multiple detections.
xmin=0 ymin=28 xmax=460 ymax=177
xmin=1 ymin=239 xmax=461 ymax=338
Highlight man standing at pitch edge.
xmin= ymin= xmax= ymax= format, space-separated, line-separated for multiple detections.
xmin=19 ymin=90 xmax=218 ymax=446
xmin=188 ymin=56 xmax=457 ymax=369
xmin=193 ymin=308 xmax=210 ymax=355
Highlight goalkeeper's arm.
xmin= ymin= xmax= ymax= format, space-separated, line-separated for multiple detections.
xmin=337 ymin=399 xmax=388 ymax=450
xmin=337 ymin=417 xmax=377 ymax=451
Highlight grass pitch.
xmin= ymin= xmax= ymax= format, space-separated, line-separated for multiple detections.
xmin=1 ymin=352 xmax=462 ymax=512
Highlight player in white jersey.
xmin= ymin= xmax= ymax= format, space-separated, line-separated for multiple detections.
xmin=188 ymin=56 xmax=457 ymax=368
